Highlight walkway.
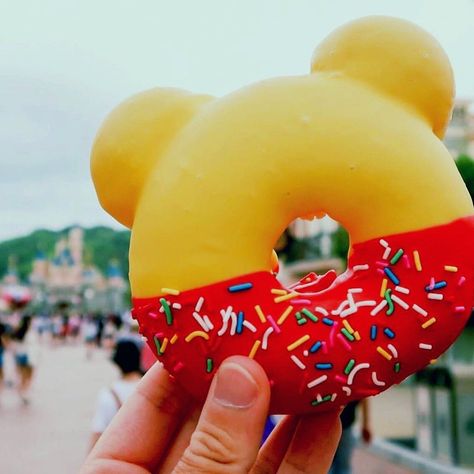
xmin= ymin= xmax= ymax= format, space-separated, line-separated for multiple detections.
xmin=0 ymin=341 xmax=419 ymax=473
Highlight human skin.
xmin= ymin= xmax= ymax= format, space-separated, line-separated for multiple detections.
xmin=81 ymin=356 xmax=341 ymax=474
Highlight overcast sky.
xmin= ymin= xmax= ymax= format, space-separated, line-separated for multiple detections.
xmin=1 ymin=0 xmax=473 ymax=241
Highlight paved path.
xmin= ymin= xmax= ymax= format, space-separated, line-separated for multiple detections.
xmin=0 ymin=342 xmax=116 ymax=473
xmin=353 ymin=449 xmax=418 ymax=474
xmin=0 ymin=341 xmax=419 ymax=473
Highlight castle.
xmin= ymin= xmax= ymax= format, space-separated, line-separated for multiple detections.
xmin=1 ymin=227 xmax=127 ymax=314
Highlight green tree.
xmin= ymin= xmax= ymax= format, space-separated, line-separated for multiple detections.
xmin=456 ymin=154 xmax=474 ymax=203
xmin=331 ymin=225 xmax=349 ymax=262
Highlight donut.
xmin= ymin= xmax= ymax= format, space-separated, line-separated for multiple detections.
xmin=91 ymin=16 xmax=474 ymax=414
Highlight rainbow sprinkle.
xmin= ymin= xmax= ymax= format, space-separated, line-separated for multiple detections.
xmin=425 ymin=281 xmax=447 ymax=291
xmin=254 ymin=305 xmax=266 ymax=323
xmin=384 ymin=289 xmax=394 ymax=316
xmin=342 ymin=320 xmax=355 ymax=334
xmin=302 ymin=308 xmax=319 ymax=323
xmin=413 ymin=250 xmax=422 ymax=271
xmin=185 ymin=330 xmax=209 ymax=342
xmin=160 ymin=298 xmax=173 ymax=325
xmin=384 ymin=267 xmax=400 ymax=285
xmin=337 ymin=334 xmax=352 ymax=351
xmin=287 ymin=334 xmax=310 ymax=351
xmin=419 ymin=343 xmax=432 ymax=350
xmin=296 ymin=315 xmax=307 ymax=326
xmin=159 ymin=337 xmax=169 ymax=354
xmin=153 ymin=335 xmax=162 ymax=354
xmin=344 ymin=359 xmax=356 ymax=375
xmin=390 ymin=249 xmax=404 ymax=265
xmin=311 ymin=394 xmax=332 ymax=406
xmin=444 ymin=265 xmax=458 ymax=273
xmin=341 ymin=328 xmax=355 ymax=342
xmin=248 ymin=340 xmax=261 ymax=359
xmin=161 ymin=287 xmax=180 ymax=296
xmin=290 ymin=354 xmax=306 ymax=369
xmin=309 ymin=341 xmax=322 ymax=353
xmin=377 ymin=346 xmax=393 ymax=361
xmin=307 ymin=375 xmax=328 ymax=388
xmin=277 ymin=305 xmax=293 ymax=325
xmin=422 ymin=317 xmax=437 ymax=329
xmin=322 ymin=317 xmax=335 ymax=326
xmin=228 ymin=282 xmax=253 ymax=292
xmin=267 ymin=315 xmax=281 ymax=334
xmin=271 ymin=288 xmax=287 ymax=295
xmin=262 ymin=327 xmax=273 ymax=350
xmin=236 ymin=311 xmax=244 ymax=334
xmin=173 ymin=362 xmax=184 ymax=373
xmin=315 ymin=363 xmax=333 ymax=370
xmin=412 ymin=304 xmax=428 ymax=317
xmin=274 ymin=292 xmax=299 ymax=303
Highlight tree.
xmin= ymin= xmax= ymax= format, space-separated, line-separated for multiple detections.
xmin=331 ymin=225 xmax=349 ymax=262
xmin=456 ymin=154 xmax=474 ymax=204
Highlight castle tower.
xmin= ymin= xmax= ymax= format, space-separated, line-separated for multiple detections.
xmin=106 ymin=259 xmax=125 ymax=288
xmin=69 ymin=227 xmax=83 ymax=267
xmin=106 ymin=259 xmax=126 ymax=313
xmin=54 ymin=236 xmax=67 ymax=257
xmin=3 ymin=256 xmax=19 ymax=285
xmin=30 ymin=250 xmax=48 ymax=283
xmin=69 ymin=227 xmax=84 ymax=288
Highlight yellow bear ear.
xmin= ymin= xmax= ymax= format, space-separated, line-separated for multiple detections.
xmin=311 ymin=16 xmax=454 ymax=138
xmin=90 ymin=88 xmax=214 ymax=228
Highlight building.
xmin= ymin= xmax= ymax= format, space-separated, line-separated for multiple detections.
xmin=28 ymin=227 xmax=127 ymax=314
xmin=444 ymin=98 xmax=474 ymax=158
xmin=0 ymin=256 xmax=32 ymax=310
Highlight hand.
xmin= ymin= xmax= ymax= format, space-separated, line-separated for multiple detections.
xmin=81 ymin=356 xmax=341 ymax=473
xmin=362 ymin=427 xmax=372 ymax=444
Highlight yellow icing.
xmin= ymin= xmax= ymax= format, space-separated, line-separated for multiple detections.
xmin=91 ymin=16 xmax=473 ymax=297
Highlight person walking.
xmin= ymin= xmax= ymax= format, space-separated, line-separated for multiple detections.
xmin=89 ymin=339 xmax=143 ymax=450
xmin=10 ymin=315 xmax=35 ymax=404
xmin=330 ymin=399 xmax=372 ymax=474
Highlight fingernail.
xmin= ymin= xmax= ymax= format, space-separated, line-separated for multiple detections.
xmin=213 ymin=362 xmax=258 ymax=409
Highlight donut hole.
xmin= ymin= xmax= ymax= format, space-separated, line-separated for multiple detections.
xmin=275 ymin=216 xmax=349 ymax=284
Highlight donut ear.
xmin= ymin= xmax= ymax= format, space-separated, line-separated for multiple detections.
xmin=91 ymin=88 xmax=214 ymax=228
xmin=311 ymin=16 xmax=454 ymax=138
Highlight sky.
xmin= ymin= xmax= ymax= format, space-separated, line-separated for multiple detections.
xmin=1 ymin=0 xmax=473 ymax=241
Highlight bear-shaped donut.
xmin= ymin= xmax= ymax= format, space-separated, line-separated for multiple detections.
xmin=91 ymin=16 xmax=474 ymax=414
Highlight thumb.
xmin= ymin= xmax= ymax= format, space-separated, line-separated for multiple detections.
xmin=173 ymin=356 xmax=270 ymax=474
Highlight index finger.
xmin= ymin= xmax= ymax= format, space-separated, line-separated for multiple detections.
xmin=83 ymin=362 xmax=191 ymax=473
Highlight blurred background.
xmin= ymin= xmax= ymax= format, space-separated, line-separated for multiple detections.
xmin=1 ymin=1 xmax=473 ymax=473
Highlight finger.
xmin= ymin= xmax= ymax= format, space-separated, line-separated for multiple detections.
xmin=250 ymin=415 xmax=299 ymax=474
xmin=82 ymin=362 xmax=190 ymax=473
xmin=173 ymin=356 xmax=271 ymax=474
xmin=277 ymin=410 xmax=342 ymax=474
xmin=158 ymin=404 xmax=201 ymax=474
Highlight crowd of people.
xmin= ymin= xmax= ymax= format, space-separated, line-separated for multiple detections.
xmin=1 ymin=308 xmax=371 ymax=473
xmin=0 ymin=310 xmax=150 ymax=404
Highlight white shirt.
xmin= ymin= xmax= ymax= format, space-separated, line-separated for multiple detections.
xmin=91 ymin=378 xmax=139 ymax=433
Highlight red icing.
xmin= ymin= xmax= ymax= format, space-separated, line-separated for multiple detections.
xmin=132 ymin=217 xmax=474 ymax=414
